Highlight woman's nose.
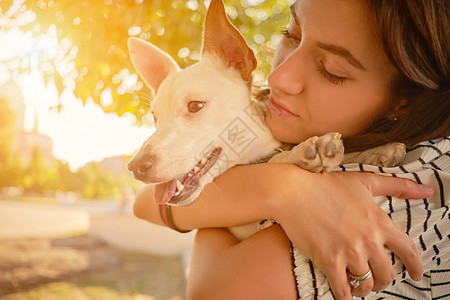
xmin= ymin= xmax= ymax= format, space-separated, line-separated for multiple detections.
xmin=268 ymin=51 xmax=304 ymax=95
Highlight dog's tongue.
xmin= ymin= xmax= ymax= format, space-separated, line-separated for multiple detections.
xmin=154 ymin=180 xmax=177 ymax=204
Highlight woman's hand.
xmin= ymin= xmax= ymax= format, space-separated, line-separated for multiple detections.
xmin=269 ymin=168 xmax=433 ymax=299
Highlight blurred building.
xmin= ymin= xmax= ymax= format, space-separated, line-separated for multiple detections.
xmin=0 ymin=80 xmax=25 ymax=132
xmin=0 ymin=80 xmax=54 ymax=163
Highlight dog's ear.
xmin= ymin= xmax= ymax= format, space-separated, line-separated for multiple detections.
xmin=128 ymin=37 xmax=180 ymax=95
xmin=202 ymin=0 xmax=257 ymax=82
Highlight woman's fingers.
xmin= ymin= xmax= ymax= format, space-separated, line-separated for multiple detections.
xmin=362 ymin=173 xmax=434 ymax=199
xmin=347 ymin=263 xmax=374 ymax=297
xmin=368 ymin=247 xmax=395 ymax=291
xmin=385 ymin=225 xmax=423 ymax=281
xmin=325 ymin=266 xmax=353 ymax=300
xmin=361 ymin=173 xmax=425 ymax=282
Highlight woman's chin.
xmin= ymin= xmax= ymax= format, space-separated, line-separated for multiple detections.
xmin=266 ymin=118 xmax=307 ymax=144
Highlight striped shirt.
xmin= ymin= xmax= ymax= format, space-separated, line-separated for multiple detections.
xmin=293 ymin=136 xmax=450 ymax=299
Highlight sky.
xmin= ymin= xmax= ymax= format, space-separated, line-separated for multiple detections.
xmin=0 ymin=2 xmax=155 ymax=170
xmin=15 ymin=71 xmax=152 ymax=170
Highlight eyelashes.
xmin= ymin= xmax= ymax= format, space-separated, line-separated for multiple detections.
xmin=281 ymin=28 xmax=348 ymax=86
xmin=281 ymin=29 xmax=301 ymax=46
xmin=317 ymin=61 xmax=347 ymax=85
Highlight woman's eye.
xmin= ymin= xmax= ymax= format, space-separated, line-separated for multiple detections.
xmin=317 ymin=62 xmax=347 ymax=86
xmin=281 ymin=29 xmax=301 ymax=46
xmin=188 ymin=101 xmax=205 ymax=113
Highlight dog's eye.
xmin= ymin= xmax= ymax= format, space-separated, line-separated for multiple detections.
xmin=188 ymin=101 xmax=205 ymax=113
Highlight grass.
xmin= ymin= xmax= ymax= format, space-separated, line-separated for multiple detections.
xmin=0 ymin=238 xmax=186 ymax=300
xmin=3 ymin=282 xmax=158 ymax=300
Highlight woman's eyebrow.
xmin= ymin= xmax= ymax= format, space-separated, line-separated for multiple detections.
xmin=317 ymin=42 xmax=366 ymax=71
xmin=289 ymin=3 xmax=366 ymax=71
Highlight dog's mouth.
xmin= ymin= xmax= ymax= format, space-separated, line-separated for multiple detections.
xmin=154 ymin=147 xmax=222 ymax=205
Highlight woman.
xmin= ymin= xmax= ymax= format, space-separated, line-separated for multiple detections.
xmin=134 ymin=0 xmax=449 ymax=298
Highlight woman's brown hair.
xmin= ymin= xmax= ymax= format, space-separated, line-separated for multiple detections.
xmin=344 ymin=0 xmax=450 ymax=152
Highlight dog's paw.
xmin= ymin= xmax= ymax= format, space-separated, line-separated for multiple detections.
xmin=315 ymin=132 xmax=345 ymax=171
xmin=293 ymin=136 xmax=323 ymax=172
xmin=349 ymin=142 xmax=406 ymax=167
xmin=374 ymin=142 xmax=406 ymax=167
xmin=292 ymin=132 xmax=344 ymax=172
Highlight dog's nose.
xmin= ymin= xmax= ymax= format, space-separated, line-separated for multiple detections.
xmin=128 ymin=154 xmax=154 ymax=181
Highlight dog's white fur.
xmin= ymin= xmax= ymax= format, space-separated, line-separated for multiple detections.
xmin=137 ymin=52 xmax=277 ymax=173
xmin=128 ymin=47 xmax=283 ymax=205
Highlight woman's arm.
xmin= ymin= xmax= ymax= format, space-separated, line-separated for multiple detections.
xmin=134 ymin=163 xmax=433 ymax=230
xmin=134 ymin=163 xmax=291 ymax=230
xmin=187 ymin=225 xmax=297 ymax=300
xmin=133 ymin=163 xmax=434 ymax=297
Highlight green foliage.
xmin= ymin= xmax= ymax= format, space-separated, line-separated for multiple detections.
xmin=3 ymin=0 xmax=291 ymax=121
xmin=0 ymin=97 xmax=22 ymax=187
xmin=22 ymin=145 xmax=58 ymax=193
xmin=55 ymin=161 xmax=80 ymax=192
xmin=0 ymin=97 xmax=16 ymax=160
xmin=75 ymin=163 xmax=120 ymax=199
xmin=0 ymin=144 xmax=135 ymax=200
xmin=0 ymin=155 xmax=23 ymax=188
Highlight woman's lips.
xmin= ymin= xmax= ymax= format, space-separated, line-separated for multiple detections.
xmin=267 ymin=96 xmax=298 ymax=117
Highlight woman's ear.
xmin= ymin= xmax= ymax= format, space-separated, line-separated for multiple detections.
xmin=128 ymin=37 xmax=180 ymax=95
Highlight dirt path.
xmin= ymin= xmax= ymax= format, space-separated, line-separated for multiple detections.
xmin=0 ymin=235 xmax=186 ymax=300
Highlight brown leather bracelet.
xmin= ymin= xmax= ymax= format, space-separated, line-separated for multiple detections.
xmin=158 ymin=204 xmax=192 ymax=233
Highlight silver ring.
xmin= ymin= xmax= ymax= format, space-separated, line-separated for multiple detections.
xmin=347 ymin=270 xmax=372 ymax=288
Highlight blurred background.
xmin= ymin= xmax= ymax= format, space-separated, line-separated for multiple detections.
xmin=0 ymin=0 xmax=291 ymax=299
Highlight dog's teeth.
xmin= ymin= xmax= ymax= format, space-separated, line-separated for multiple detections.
xmin=194 ymin=166 xmax=200 ymax=173
xmin=173 ymin=190 xmax=181 ymax=196
xmin=200 ymin=157 xmax=207 ymax=166
xmin=187 ymin=173 xmax=193 ymax=178
xmin=176 ymin=180 xmax=185 ymax=193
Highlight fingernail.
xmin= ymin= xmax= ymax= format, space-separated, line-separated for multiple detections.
xmin=413 ymin=273 xmax=423 ymax=281
xmin=418 ymin=184 xmax=434 ymax=194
